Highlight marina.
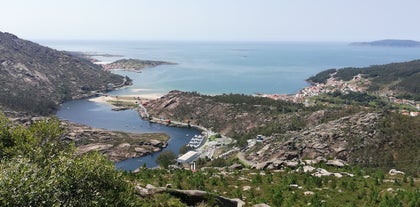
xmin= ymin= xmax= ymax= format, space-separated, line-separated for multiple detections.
xmin=187 ymin=134 xmax=205 ymax=148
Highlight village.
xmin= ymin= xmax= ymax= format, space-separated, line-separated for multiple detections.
xmin=256 ymin=74 xmax=420 ymax=117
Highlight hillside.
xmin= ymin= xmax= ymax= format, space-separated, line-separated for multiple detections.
xmin=1 ymin=113 xmax=418 ymax=206
xmin=0 ymin=31 xmax=127 ymax=115
xmin=145 ymin=90 xmax=420 ymax=175
xmin=146 ymin=91 xmax=307 ymax=138
xmin=307 ymin=59 xmax=420 ymax=100
xmin=350 ymin=39 xmax=420 ymax=47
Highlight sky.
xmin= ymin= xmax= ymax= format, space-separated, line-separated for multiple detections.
xmin=1 ymin=0 xmax=420 ymax=42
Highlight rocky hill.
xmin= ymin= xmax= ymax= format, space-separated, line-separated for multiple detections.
xmin=145 ymin=91 xmax=420 ymax=175
xmin=307 ymin=59 xmax=420 ymax=100
xmin=0 ymin=31 xmax=126 ymax=115
xmin=145 ymin=91 xmax=306 ymax=137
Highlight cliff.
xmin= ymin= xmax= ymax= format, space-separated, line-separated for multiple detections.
xmin=0 ymin=31 xmax=126 ymax=115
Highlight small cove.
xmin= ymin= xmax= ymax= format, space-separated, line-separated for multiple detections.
xmin=56 ymin=99 xmax=201 ymax=171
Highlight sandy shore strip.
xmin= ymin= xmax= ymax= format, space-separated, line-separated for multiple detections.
xmin=131 ymin=88 xmax=154 ymax=92
xmin=89 ymin=93 xmax=163 ymax=104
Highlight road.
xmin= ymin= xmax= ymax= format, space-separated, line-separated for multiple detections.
xmin=237 ymin=152 xmax=255 ymax=167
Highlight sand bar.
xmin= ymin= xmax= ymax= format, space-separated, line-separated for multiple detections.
xmin=89 ymin=93 xmax=163 ymax=105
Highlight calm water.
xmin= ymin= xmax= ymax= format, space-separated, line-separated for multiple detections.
xmin=49 ymin=40 xmax=420 ymax=170
xmin=57 ymin=99 xmax=200 ymax=171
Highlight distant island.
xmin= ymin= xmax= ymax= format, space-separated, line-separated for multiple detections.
xmin=350 ymin=39 xmax=420 ymax=47
xmin=102 ymin=58 xmax=177 ymax=72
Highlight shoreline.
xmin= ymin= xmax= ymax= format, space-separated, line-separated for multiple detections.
xmin=88 ymin=94 xmax=162 ymax=104
xmin=88 ymin=92 xmax=225 ymax=162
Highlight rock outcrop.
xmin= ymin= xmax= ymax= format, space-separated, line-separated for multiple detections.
xmin=145 ymin=90 xmax=305 ymax=136
xmin=5 ymin=114 xmax=170 ymax=162
xmin=135 ymin=184 xmax=244 ymax=207
xmin=243 ymin=112 xmax=381 ymax=169
xmin=63 ymin=122 xmax=169 ymax=162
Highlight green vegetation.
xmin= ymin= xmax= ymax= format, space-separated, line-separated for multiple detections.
xmin=179 ymin=144 xmax=193 ymax=154
xmin=307 ymin=68 xmax=337 ymax=84
xmin=352 ymin=112 xmax=420 ymax=175
xmin=127 ymin=165 xmax=420 ymax=207
xmin=103 ymin=58 xmax=176 ymax=71
xmin=308 ymin=59 xmax=420 ymax=100
xmin=1 ymin=112 xmax=418 ymax=206
xmin=0 ymin=114 xmax=140 ymax=206
xmin=108 ymin=100 xmax=139 ymax=108
xmin=156 ymin=150 xmax=177 ymax=169
xmin=2 ymin=32 xmax=420 ymax=205
xmin=0 ymin=32 xmax=125 ymax=115
xmin=207 ymin=93 xmax=304 ymax=113
xmin=325 ymin=91 xmax=388 ymax=107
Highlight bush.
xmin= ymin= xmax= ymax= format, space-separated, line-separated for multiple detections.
xmin=0 ymin=113 xmax=140 ymax=206
xmin=156 ymin=150 xmax=176 ymax=169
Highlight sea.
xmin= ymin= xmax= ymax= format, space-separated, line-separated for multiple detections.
xmin=40 ymin=40 xmax=420 ymax=96
xmin=43 ymin=40 xmax=420 ymax=170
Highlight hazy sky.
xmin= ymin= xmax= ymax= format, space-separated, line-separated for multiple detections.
xmin=1 ymin=0 xmax=419 ymax=41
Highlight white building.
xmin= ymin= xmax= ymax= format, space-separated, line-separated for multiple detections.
xmin=177 ymin=151 xmax=201 ymax=170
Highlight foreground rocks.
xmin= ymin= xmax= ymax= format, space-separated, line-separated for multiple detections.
xmin=5 ymin=114 xmax=169 ymax=162
xmin=243 ymin=112 xmax=381 ymax=169
xmin=63 ymin=122 xmax=169 ymax=162
xmin=135 ymin=184 xmax=245 ymax=207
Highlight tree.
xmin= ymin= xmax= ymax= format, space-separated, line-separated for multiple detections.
xmin=179 ymin=144 xmax=193 ymax=155
xmin=0 ymin=113 xmax=140 ymax=206
xmin=156 ymin=150 xmax=176 ymax=169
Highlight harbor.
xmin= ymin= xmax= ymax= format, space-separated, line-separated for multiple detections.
xmin=187 ymin=134 xmax=205 ymax=148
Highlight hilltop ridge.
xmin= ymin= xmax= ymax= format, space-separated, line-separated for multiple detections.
xmin=350 ymin=39 xmax=420 ymax=47
xmin=307 ymin=59 xmax=420 ymax=100
xmin=0 ymin=31 xmax=127 ymax=115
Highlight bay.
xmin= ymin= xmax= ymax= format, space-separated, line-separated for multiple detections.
xmin=40 ymin=40 xmax=420 ymax=96
xmin=49 ymin=40 xmax=420 ymax=170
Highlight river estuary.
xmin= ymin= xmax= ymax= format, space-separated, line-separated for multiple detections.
xmin=57 ymin=99 xmax=201 ymax=171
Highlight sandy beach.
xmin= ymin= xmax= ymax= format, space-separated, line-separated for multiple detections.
xmin=89 ymin=93 xmax=163 ymax=105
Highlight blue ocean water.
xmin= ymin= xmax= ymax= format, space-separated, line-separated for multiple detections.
xmin=40 ymin=40 xmax=420 ymax=96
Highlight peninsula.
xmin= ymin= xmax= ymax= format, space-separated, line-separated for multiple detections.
xmin=102 ymin=58 xmax=177 ymax=72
